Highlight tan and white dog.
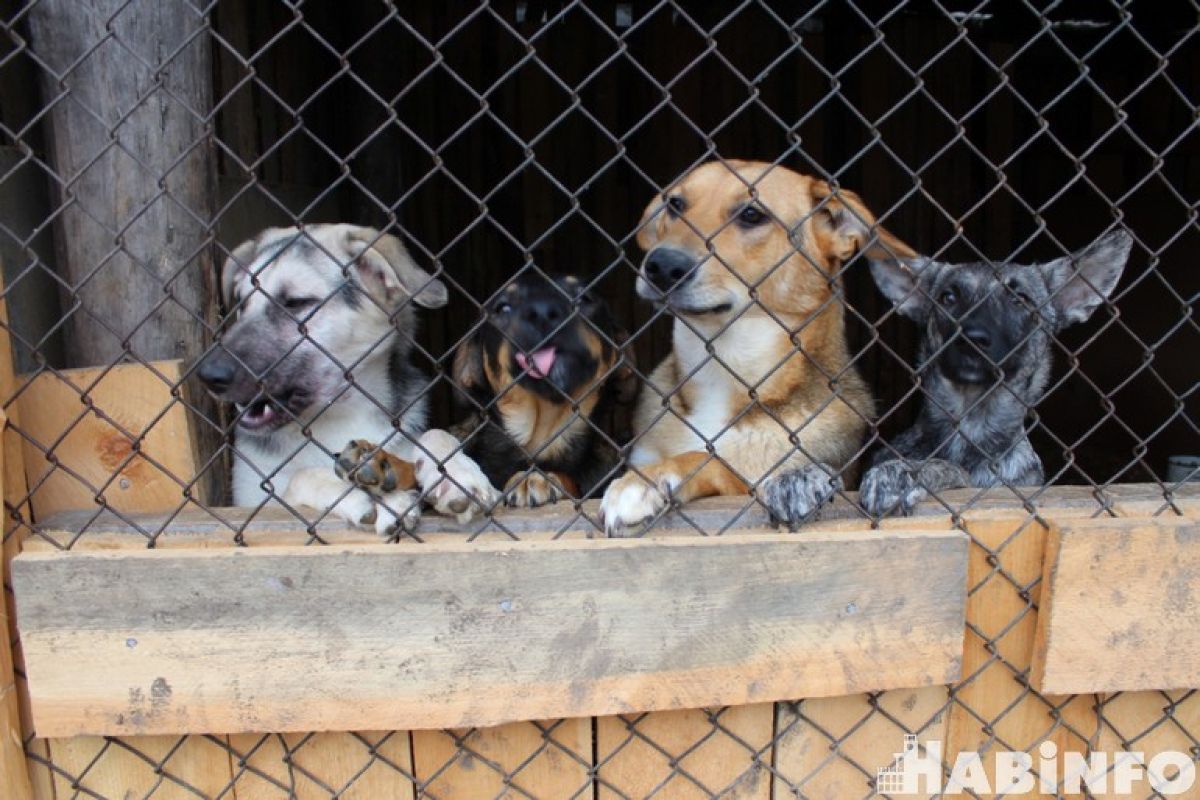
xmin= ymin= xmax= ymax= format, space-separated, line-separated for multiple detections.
xmin=599 ymin=160 xmax=915 ymax=535
xmin=198 ymin=224 xmax=496 ymax=535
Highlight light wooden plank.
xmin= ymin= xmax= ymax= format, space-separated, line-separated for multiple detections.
xmin=412 ymin=719 xmax=591 ymax=799
xmin=47 ymin=734 xmax=232 ymax=800
xmin=0 ymin=408 xmax=32 ymax=800
xmin=228 ymin=730 xmax=416 ymax=799
xmin=16 ymin=360 xmax=199 ymax=519
xmin=13 ymin=531 xmax=966 ymax=737
xmin=1032 ymin=517 xmax=1200 ymax=695
xmin=23 ymin=482 xmax=1198 ymax=552
xmin=596 ymin=704 xmax=772 ymax=799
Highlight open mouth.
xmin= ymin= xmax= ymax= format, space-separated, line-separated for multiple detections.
xmin=515 ymin=346 xmax=557 ymax=380
xmin=235 ymin=399 xmax=283 ymax=431
xmin=665 ymin=300 xmax=733 ymax=316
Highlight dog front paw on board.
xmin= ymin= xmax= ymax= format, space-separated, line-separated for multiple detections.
xmin=598 ymin=467 xmax=682 ymax=537
xmin=760 ymin=463 xmax=842 ymax=527
xmin=414 ymin=429 xmax=501 ymax=524
xmin=503 ymin=470 xmax=577 ymax=508
xmin=859 ymin=459 xmax=925 ymax=517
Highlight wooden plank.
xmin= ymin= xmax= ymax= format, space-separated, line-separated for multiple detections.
xmin=412 ymin=719 xmax=591 ymax=799
xmin=1032 ymin=517 xmax=1200 ymax=695
xmin=596 ymin=704 xmax=773 ymax=799
xmin=0 ymin=409 xmax=32 ymax=800
xmin=228 ymin=730 xmax=416 ymax=799
xmin=16 ymin=360 xmax=200 ymax=519
xmin=23 ymin=483 xmax=1199 ymax=552
xmin=47 ymin=734 xmax=232 ymax=800
xmin=13 ymin=531 xmax=967 ymax=737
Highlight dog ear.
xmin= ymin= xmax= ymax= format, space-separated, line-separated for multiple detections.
xmin=807 ymin=181 xmax=917 ymax=266
xmin=451 ymin=333 xmax=486 ymax=394
xmin=344 ymin=226 xmax=449 ymax=309
xmin=635 ymin=193 xmax=668 ymax=251
xmin=869 ymin=256 xmax=943 ymax=320
xmin=1040 ymin=230 xmax=1131 ymax=328
xmin=220 ymin=237 xmax=260 ymax=308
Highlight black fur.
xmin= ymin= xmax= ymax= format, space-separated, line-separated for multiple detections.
xmin=452 ymin=273 xmax=634 ymax=500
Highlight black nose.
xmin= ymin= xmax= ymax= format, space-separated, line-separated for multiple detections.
xmin=962 ymin=325 xmax=992 ymax=352
xmin=522 ymin=298 xmax=564 ymax=334
xmin=197 ymin=350 xmax=237 ymax=393
xmin=644 ymin=248 xmax=695 ymax=292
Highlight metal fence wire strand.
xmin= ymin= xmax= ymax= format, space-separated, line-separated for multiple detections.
xmin=0 ymin=0 xmax=1197 ymax=798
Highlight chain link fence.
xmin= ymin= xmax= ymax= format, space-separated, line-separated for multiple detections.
xmin=0 ymin=0 xmax=1197 ymax=797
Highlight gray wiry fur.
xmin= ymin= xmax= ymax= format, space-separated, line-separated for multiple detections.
xmin=860 ymin=230 xmax=1132 ymax=516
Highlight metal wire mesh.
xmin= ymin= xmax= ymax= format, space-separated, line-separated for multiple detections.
xmin=0 ymin=0 xmax=1197 ymax=797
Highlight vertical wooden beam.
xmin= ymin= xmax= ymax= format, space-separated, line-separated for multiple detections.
xmin=0 ymin=409 xmax=31 ymax=800
xmin=26 ymin=0 xmax=222 ymax=502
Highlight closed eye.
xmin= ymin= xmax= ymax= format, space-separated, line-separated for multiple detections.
xmin=282 ymin=296 xmax=318 ymax=312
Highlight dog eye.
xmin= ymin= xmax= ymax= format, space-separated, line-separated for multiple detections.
xmin=736 ymin=206 xmax=767 ymax=227
xmin=282 ymin=296 xmax=317 ymax=311
xmin=665 ymin=195 xmax=686 ymax=217
xmin=939 ymin=289 xmax=958 ymax=306
xmin=495 ymin=302 xmax=512 ymax=315
xmin=1006 ymin=281 xmax=1034 ymax=306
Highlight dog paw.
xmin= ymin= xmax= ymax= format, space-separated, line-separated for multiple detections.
xmin=504 ymin=471 xmax=571 ymax=508
xmin=373 ymin=489 xmax=422 ymax=540
xmin=598 ymin=469 xmax=680 ymax=537
xmin=329 ymin=488 xmax=378 ymax=527
xmin=414 ymin=429 xmax=500 ymax=524
xmin=336 ymin=439 xmax=413 ymax=496
xmin=760 ymin=463 xmax=842 ymax=527
xmin=859 ymin=460 xmax=925 ymax=517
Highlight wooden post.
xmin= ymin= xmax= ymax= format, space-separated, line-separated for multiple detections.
xmin=27 ymin=0 xmax=222 ymax=500
xmin=0 ymin=409 xmax=33 ymax=800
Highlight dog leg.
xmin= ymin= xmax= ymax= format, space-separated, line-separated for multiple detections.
xmin=504 ymin=470 xmax=579 ymax=508
xmin=759 ymin=462 xmax=843 ymax=528
xmin=859 ymin=458 xmax=970 ymax=517
xmin=413 ymin=429 xmax=500 ymax=524
xmin=335 ymin=439 xmax=421 ymax=538
xmin=599 ymin=452 xmax=748 ymax=537
xmin=281 ymin=467 xmax=378 ymax=528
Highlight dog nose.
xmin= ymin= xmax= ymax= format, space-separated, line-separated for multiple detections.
xmin=644 ymin=248 xmax=695 ymax=292
xmin=197 ymin=351 xmax=237 ymax=392
xmin=962 ymin=325 xmax=992 ymax=352
xmin=522 ymin=298 xmax=563 ymax=332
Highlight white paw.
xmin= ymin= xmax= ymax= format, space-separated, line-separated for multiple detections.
xmin=332 ymin=489 xmax=379 ymax=528
xmin=598 ymin=471 xmax=680 ymax=537
xmin=373 ymin=489 xmax=422 ymax=539
xmin=282 ymin=468 xmax=377 ymax=527
xmin=414 ymin=429 xmax=500 ymax=524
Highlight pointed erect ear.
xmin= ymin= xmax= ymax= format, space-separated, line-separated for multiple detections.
xmin=344 ymin=226 xmax=449 ymax=309
xmin=869 ymin=256 xmax=943 ymax=321
xmin=635 ymin=192 xmax=668 ymax=251
xmin=1040 ymin=230 xmax=1131 ymax=328
xmin=808 ymin=180 xmax=917 ymax=266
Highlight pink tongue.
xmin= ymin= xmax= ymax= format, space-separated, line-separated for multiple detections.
xmin=517 ymin=347 xmax=557 ymax=379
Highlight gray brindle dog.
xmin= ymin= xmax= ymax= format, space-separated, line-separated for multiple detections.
xmin=860 ymin=230 xmax=1132 ymax=516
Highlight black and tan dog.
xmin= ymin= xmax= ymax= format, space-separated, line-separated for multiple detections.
xmin=340 ymin=272 xmax=635 ymax=514
xmin=449 ymin=272 xmax=636 ymax=505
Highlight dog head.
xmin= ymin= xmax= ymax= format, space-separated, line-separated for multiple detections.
xmin=452 ymin=273 xmax=634 ymax=407
xmin=870 ymin=230 xmax=1131 ymax=387
xmin=634 ymin=160 xmax=915 ymax=325
xmin=197 ymin=224 xmax=447 ymax=435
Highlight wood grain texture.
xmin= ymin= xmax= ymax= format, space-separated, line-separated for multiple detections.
xmin=16 ymin=360 xmax=200 ymax=519
xmin=1032 ymin=517 xmax=1200 ymax=695
xmin=0 ymin=408 xmax=32 ymax=800
xmin=13 ymin=531 xmax=967 ymax=738
xmin=23 ymin=482 xmax=1198 ymax=552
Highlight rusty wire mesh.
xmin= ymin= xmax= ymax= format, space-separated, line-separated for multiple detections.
xmin=0 ymin=0 xmax=1197 ymax=797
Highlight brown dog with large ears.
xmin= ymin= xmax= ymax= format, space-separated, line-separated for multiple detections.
xmin=600 ymin=160 xmax=916 ymax=534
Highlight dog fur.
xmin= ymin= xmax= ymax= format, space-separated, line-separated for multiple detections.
xmin=859 ymin=230 xmax=1132 ymax=516
xmin=598 ymin=159 xmax=916 ymax=535
xmin=198 ymin=223 xmax=493 ymax=534
xmin=445 ymin=272 xmax=636 ymax=505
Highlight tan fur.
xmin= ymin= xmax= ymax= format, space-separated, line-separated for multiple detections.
xmin=622 ymin=160 xmax=914 ymax=504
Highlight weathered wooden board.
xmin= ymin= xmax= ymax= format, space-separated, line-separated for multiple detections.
xmin=16 ymin=360 xmax=200 ymax=519
xmin=1032 ymin=517 xmax=1200 ymax=695
xmin=13 ymin=530 xmax=966 ymax=738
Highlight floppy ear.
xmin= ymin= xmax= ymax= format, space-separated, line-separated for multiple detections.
xmin=1040 ymin=230 xmax=1131 ymax=328
xmin=344 ymin=226 xmax=449 ymax=309
xmin=869 ymin=255 xmax=943 ymax=321
xmin=219 ymin=230 xmax=284 ymax=309
xmin=808 ymin=181 xmax=917 ymax=265
xmin=635 ymin=193 xmax=667 ymax=251
xmin=451 ymin=333 xmax=487 ymax=395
